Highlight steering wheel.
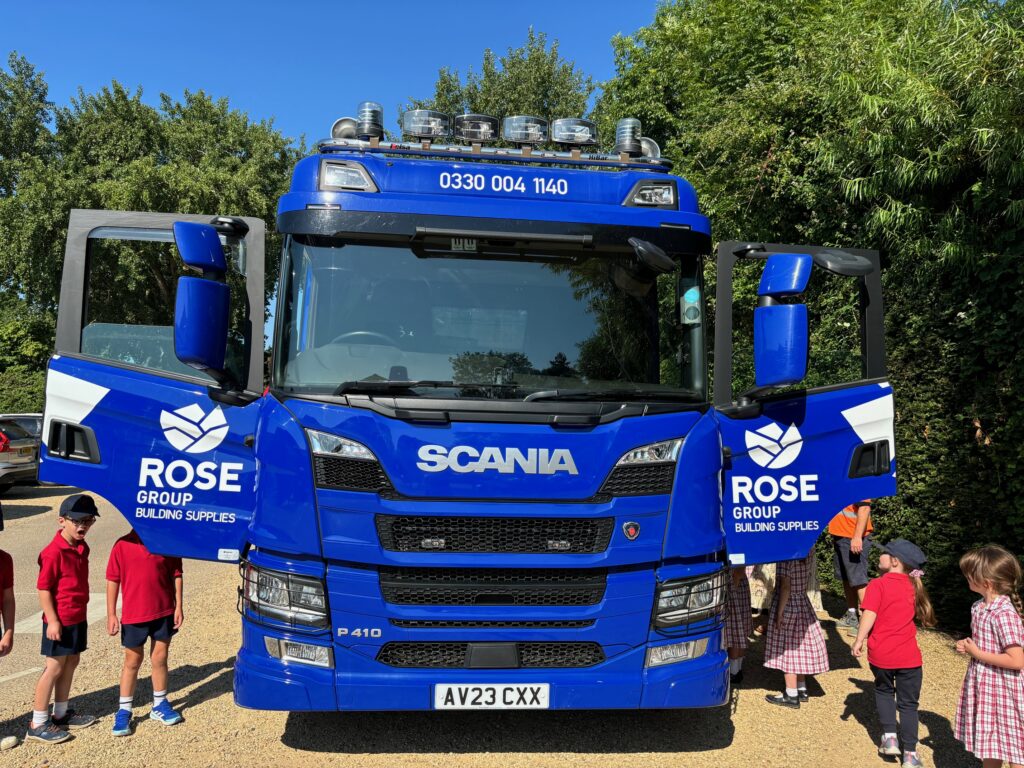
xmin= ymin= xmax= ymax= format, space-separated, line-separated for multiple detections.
xmin=329 ymin=330 xmax=398 ymax=346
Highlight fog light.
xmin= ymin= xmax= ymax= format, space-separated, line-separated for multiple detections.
xmin=645 ymin=638 xmax=708 ymax=668
xmin=264 ymin=637 xmax=334 ymax=668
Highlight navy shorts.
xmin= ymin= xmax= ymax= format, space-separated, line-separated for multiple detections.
xmin=40 ymin=620 xmax=87 ymax=657
xmin=121 ymin=614 xmax=177 ymax=648
xmin=833 ymin=535 xmax=873 ymax=587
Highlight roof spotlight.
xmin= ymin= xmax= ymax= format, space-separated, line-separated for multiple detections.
xmin=551 ymin=118 xmax=598 ymax=147
xmin=502 ymin=115 xmax=548 ymax=145
xmin=402 ymin=109 xmax=450 ymax=140
xmin=356 ymin=101 xmax=384 ymax=139
xmin=614 ymin=118 xmax=642 ymax=156
xmin=330 ymin=116 xmax=358 ymax=139
xmin=454 ymin=114 xmax=499 ymax=143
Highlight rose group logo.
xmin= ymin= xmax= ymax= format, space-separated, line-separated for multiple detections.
xmin=160 ymin=404 xmax=228 ymax=454
xmin=745 ymin=421 xmax=803 ymax=469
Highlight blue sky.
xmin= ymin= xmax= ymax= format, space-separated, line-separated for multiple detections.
xmin=2 ymin=0 xmax=660 ymax=145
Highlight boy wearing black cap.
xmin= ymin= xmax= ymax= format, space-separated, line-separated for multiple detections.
xmin=26 ymin=494 xmax=100 ymax=744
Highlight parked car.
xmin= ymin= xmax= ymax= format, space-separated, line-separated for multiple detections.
xmin=0 ymin=418 xmax=39 ymax=494
xmin=1 ymin=413 xmax=42 ymax=440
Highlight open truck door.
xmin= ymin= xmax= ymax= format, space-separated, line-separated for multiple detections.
xmin=40 ymin=210 xmax=265 ymax=562
xmin=714 ymin=242 xmax=896 ymax=566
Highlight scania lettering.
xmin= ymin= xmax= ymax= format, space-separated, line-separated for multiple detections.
xmin=41 ymin=106 xmax=896 ymax=713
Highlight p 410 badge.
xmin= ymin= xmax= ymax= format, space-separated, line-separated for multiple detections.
xmin=336 ymin=627 xmax=383 ymax=638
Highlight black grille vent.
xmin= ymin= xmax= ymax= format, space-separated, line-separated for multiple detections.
xmin=376 ymin=641 xmax=605 ymax=668
xmin=390 ymin=619 xmax=595 ymax=629
xmin=313 ymin=455 xmax=393 ymax=493
xmin=600 ymin=462 xmax=675 ymax=496
xmin=376 ymin=515 xmax=614 ymax=554
xmin=379 ymin=567 xmax=607 ymax=606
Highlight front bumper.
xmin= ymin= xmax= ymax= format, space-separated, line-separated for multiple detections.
xmin=233 ymin=621 xmax=728 ymax=711
xmin=0 ymin=462 xmax=38 ymax=485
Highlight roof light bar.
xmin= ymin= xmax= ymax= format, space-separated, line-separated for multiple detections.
xmin=402 ymin=109 xmax=450 ymax=140
xmin=614 ymin=118 xmax=642 ymax=157
xmin=552 ymin=118 xmax=598 ymax=147
xmin=357 ymin=101 xmax=384 ymax=139
xmin=454 ymin=113 xmax=498 ymax=143
xmin=502 ymin=115 xmax=548 ymax=145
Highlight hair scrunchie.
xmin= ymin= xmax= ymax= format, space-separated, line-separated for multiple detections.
xmin=909 ymin=569 xmax=925 ymax=579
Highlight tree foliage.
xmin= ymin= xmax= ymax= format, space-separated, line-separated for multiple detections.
xmin=0 ymin=55 xmax=301 ymax=411
xmin=599 ymin=0 xmax=1024 ymax=625
xmin=403 ymin=29 xmax=594 ymax=126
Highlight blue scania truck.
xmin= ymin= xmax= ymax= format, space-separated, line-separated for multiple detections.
xmin=40 ymin=106 xmax=895 ymax=711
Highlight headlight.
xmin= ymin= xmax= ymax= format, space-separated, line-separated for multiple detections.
xmin=306 ymin=429 xmax=377 ymax=461
xmin=241 ymin=563 xmax=328 ymax=629
xmin=616 ymin=438 xmax=682 ymax=465
xmin=625 ymin=180 xmax=677 ymax=209
xmin=653 ymin=570 xmax=728 ymax=628
xmin=319 ymin=160 xmax=378 ymax=192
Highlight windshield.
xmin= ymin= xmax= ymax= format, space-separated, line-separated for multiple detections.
xmin=273 ymin=236 xmax=706 ymax=401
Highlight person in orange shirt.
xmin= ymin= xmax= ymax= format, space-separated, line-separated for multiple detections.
xmin=829 ymin=499 xmax=873 ymax=635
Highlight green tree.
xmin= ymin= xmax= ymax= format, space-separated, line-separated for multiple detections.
xmin=404 ymin=29 xmax=594 ymax=129
xmin=600 ymin=0 xmax=1024 ymax=626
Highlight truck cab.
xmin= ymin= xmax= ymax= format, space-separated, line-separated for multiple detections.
xmin=41 ymin=107 xmax=895 ymax=711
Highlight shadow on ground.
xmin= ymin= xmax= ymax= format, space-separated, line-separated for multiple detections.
xmin=0 ymin=657 xmax=234 ymax=739
xmin=0 ymin=484 xmax=76 ymax=521
xmin=282 ymin=705 xmax=735 ymax=753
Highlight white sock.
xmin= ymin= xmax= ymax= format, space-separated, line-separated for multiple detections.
xmin=52 ymin=701 xmax=68 ymax=719
xmin=119 ymin=695 xmax=133 ymax=712
xmin=31 ymin=709 xmax=49 ymax=728
xmin=730 ymin=659 xmax=742 ymax=674
xmin=785 ymin=687 xmax=799 ymax=698
xmin=797 ymin=683 xmax=807 ymax=691
xmin=883 ymin=732 xmax=897 ymax=740
xmin=846 ymin=608 xmax=857 ymax=616
xmin=153 ymin=690 xmax=167 ymax=707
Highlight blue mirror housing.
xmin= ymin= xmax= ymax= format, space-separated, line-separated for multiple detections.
xmin=754 ymin=304 xmax=808 ymax=388
xmin=174 ymin=276 xmax=229 ymax=374
xmin=758 ymin=252 xmax=812 ymax=298
xmin=173 ymin=222 xmax=227 ymax=275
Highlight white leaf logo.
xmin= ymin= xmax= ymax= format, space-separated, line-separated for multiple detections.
xmin=744 ymin=422 xmax=803 ymax=469
xmin=159 ymin=404 xmax=228 ymax=454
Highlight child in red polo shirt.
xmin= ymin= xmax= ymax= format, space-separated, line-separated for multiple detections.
xmin=852 ymin=539 xmax=936 ymax=768
xmin=106 ymin=527 xmax=184 ymax=736
xmin=27 ymin=494 xmax=100 ymax=744
xmin=0 ymin=501 xmax=14 ymax=659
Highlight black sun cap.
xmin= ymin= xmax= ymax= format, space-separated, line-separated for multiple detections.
xmin=59 ymin=494 xmax=99 ymax=520
xmin=879 ymin=538 xmax=926 ymax=571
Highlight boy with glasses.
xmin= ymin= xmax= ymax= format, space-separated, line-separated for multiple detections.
xmin=25 ymin=494 xmax=99 ymax=744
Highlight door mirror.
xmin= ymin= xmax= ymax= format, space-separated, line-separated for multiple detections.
xmin=753 ymin=252 xmax=811 ymax=389
xmin=172 ymin=222 xmax=227 ymax=274
xmin=174 ymin=277 xmax=230 ymax=377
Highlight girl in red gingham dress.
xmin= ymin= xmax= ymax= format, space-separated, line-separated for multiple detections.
xmin=764 ymin=551 xmax=829 ymax=708
xmin=954 ymin=545 xmax=1024 ymax=768
xmin=725 ymin=566 xmax=753 ymax=685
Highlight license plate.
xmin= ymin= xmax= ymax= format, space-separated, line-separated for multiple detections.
xmin=18 ymin=447 xmax=32 ymax=457
xmin=434 ymin=683 xmax=549 ymax=710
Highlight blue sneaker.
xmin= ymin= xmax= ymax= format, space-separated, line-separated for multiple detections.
xmin=111 ymin=709 xmax=132 ymax=737
xmin=149 ymin=700 xmax=183 ymax=726
xmin=25 ymin=719 xmax=72 ymax=744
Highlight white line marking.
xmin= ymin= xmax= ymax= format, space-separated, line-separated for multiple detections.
xmin=0 ymin=666 xmax=43 ymax=684
xmin=14 ymin=593 xmax=108 ymax=634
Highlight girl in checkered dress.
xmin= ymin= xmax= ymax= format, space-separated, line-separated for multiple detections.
xmin=954 ymin=545 xmax=1024 ymax=768
xmin=764 ymin=551 xmax=829 ymax=708
xmin=725 ymin=566 xmax=753 ymax=684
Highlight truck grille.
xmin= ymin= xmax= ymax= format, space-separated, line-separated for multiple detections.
xmin=390 ymin=619 xmax=595 ymax=629
xmin=376 ymin=641 xmax=605 ymax=668
xmin=313 ymin=455 xmax=393 ymax=493
xmin=375 ymin=515 xmax=614 ymax=553
xmin=379 ymin=567 xmax=607 ymax=606
xmin=600 ymin=462 xmax=675 ymax=496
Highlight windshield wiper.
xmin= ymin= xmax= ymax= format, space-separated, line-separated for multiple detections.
xmin=334 ymin=380 xmax=455 ymax=396
xmin=524 ymin=388 xmax=704 ymax=403
xmin=333 ymin=380 xmax=522 ymax=396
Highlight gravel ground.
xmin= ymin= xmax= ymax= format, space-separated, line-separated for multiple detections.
xmin=0 ymin=489 xmax=982 ymax=768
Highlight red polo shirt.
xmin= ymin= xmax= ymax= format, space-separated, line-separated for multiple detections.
xmin=0 ymin=549 xmax=13 ymax=591
xmin=37 ymin=532 xmax=90 ymax=625
xmin=861 ymin=571 xmax=922 ymax=669
xmin=106 ymin=531 xmax=182 ymax=625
